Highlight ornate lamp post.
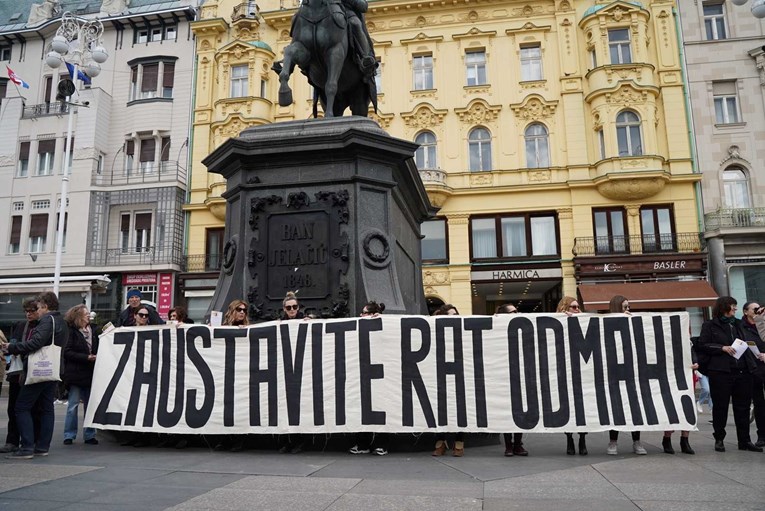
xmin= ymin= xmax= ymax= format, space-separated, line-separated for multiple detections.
xmin=44 ymin=12 xmax=108 ymax=296
xmin=729 ymin=0 xmax=765 ymax=18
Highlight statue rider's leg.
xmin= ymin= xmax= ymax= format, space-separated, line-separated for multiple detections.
xmin=348 ymin=18 xmax=376 ymax=73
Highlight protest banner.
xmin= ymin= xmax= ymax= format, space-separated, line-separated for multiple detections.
xmin=85 ymin=313 xmax=697 ymax=433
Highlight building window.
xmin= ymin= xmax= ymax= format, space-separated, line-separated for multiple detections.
xmin=713 ymin=81 xmax=740 ymax=124
xmin=129 ymin=60 xmax=176 ymax=101
xmin=135 ymin=25 xmax=177 ymax=44
xmin=525 ymin=123 xmax=549 ymax=168
xmin=0 ymin=45 xmax=10 ymax=61
xmin=28 ymin=213 xmax=48 ymax=253
xmin=520 ymin=45 xmax=543 ymax=81
xmin=230 ymin=65 xmax=249 ymax=97
xmin=120 ymin=212 xmax=153 ymax=253
xmin=36 ymin=139 xmax=56 ymax=176
xmin=12 ymin=202 xmax=23 ymax=211
xmin=125 ymin=140 xmax=135 ymax=174
xmin=206 ymin=227 xmax=225 ymax=271
xmin=160 ymin=136 xmax=171 ymax=171
xmin=31 ymin=199 xmax=50 ymax=210
xmin=55 ymin=212 xmax=68 ymax=250
xmin=139 ymin=138 xmax=156 ymax=173
xmin=0 ymin=78 xmax=7 ymax=104
xmin=640 ymin=205 xmax=675 ymax=252
xmin=616 ymin=110 xmax=642 ymax=157
xmin=723 ymin=167 xmax=751 ymax=209
xmin=374 ymin=58 xmax=382 ymax=93
xmin=260 ymin=79 xmax=267 ymax=98
xmin=413 ymin=54 xmax=434 ymax=90
xmin=465 ymin=50 xmax=486 ymax=86
xmin=468 ymin=127 xmax=492 ymax=172
xmin=703 ymin=3 xmax=727 ymax=40
xmin=414 ymin=131 xmax=437 ymax=170
xmin=589 ymin=48 xmax=597 ymax=69
xmin=9 ymin=215 xmax=21 ymax=254
xmin=120 ymin=213 xmax=131 ymax=252
xmin=471 ymin=213 xmax=558 ymax=260
xmin=608 ymin=29 xmax=632 ymax=64
xmin=598 ymin=129 xmax=606 ymax=160
xmin=593 ymin=208 xmax=628 ymax=254
xmin=17 ymin=141 xmax=29 ymax=177
xmin=421 ymin=219 xmax=447 ymax=262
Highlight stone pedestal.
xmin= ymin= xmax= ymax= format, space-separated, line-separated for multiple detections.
xmin=203 ymin=117 xmax=433 ymax=319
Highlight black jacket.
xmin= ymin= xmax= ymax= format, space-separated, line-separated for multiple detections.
xmin=117 ymin=304 xmax=164 ymax=327
xmin=697 ymin=317 xmax=759 ymax=374
xmin=63 ymin=326 xmax=99 ymax=388
xmin=8 ymin=312 xmax=68 ymax=373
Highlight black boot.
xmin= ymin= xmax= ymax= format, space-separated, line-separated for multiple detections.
xmin=680 ymin=436 xmax=695 ymax=455
xmin=662 ymin=437 xmax=675 ymax=454
xmin=578 ymin=434 xmax=588 ymax=456
xmin=566 ymin=433 xmax=575 ymax=455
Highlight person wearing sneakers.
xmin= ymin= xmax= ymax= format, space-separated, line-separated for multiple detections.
xmin=431 ymin=304 xmax=467 ymax=457
xmin=495 ymin=303 xmax=528 ymax=457
xmin=62 ymin=305 xmax=99 ymax=446
xmin=606 ymin=296 xmax=647 ymax=456
xmin=558 ymin=296 xmax=588 ymax=456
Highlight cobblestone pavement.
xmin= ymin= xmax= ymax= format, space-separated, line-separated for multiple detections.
xmin=0 ymin=397 xmax=762 ymax=511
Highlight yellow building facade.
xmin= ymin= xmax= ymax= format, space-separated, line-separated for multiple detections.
xmin=184 ymin=0 xmax=703 ymax=318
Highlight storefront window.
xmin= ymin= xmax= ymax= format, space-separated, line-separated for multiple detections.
xmin=421 ymin=219 xmax=447 ymax=262
xmin=471 ymin=213 xmax=558 ymax=260
xmin=729 ymin=265 xmax=765 ymax=307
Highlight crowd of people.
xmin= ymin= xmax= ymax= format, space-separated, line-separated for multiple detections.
xmin=1 ymin=290 xmax=764 ymax=460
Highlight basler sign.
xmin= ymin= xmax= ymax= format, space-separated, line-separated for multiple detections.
xmin=85 ymin=313 xmax=697 ymax=433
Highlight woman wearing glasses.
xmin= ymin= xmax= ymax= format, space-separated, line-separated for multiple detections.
xmin=606 ymin=295 xmax=647 ymax=455
xmin=134 ymin=307 xmax=151 ymax=326
xmin=495 ymin=303 xmax=529 ymax=457
xmin=281 ymin=292 xmax=304 ymax=321
xmin=278 ymin=292 xmax=307 ymax=453
xmin=557 ymin=296 xmax=588 ymax=455
xmin=223 ymin=300 xmax=250 ymax=327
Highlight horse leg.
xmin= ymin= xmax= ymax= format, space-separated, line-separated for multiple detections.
xmin=323 ymin=45 xmax=346 ymax=118
xmin=278 ymin=42 xmax=309 ymax=106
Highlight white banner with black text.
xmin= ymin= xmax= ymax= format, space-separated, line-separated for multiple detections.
xmin=84 ymin=313 xmax=698 ymax=433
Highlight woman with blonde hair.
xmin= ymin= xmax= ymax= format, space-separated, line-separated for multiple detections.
xmin=223 ymin=300 xmax=249 ymax=327
xmin=557 ymin=296 xmax=587 ymax=455
xmin=62 ymin=304 xmax=98 ymax=446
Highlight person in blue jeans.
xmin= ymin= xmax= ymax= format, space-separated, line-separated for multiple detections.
xmin=62 ymin=304 xmax=99 ymax=445
xmin=1 ymin=291 xmax=68 ymax=459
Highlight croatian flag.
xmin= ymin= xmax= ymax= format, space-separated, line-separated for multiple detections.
xmin=6 ymin=66 xmax=30 ymax=89
xmin=65 ymin=62 xmax=91 ymax=85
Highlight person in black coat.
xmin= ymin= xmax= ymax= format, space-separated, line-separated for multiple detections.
xmin=741 ymin=302 xmax=765 ymax=447
xmin=117 ymin=289 xmax=164 ymax=327
xmin=697 ymin=296 xmax=762 ymax=452
xmin=0 ymin=291 xmax=68 ymax=459
xmin=62 ymin=305 xmax=99 ymax=446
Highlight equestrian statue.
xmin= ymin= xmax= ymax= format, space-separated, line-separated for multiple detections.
xmin=273 ymin=0 xmax=378 ymax=118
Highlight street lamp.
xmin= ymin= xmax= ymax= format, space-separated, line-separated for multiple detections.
xmin=729 ymin=0 xmax=765 ymax=18
xmin=45 ymin=12 xmax=108 ymax=296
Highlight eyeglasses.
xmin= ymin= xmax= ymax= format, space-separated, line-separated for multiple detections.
xmin=235 ymin=307 xmax=247 ymax=312
xmin=568 ymin=304 xmax=580 ymax=310
xmin=24 ymin=309 xmax=36 ymax=313
xmin=137 ymin=312 xmax=149 ymax=318
xmin=284 ymin=305 xmax=299 ymax=311
xmin=622 ymin=305 xmax=630 ymax=311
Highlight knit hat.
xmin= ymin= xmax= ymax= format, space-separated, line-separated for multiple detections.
xmin=126 ymin=289 xmax=142 ymax=300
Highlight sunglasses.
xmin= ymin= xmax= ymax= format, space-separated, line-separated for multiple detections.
xmin=236 ymin=307 xmax=247 ymax=312
xmin=569 ymin=304 xmax=580 ymax=310
xmin=284 ymin=305 xmax=299 ymax=311
xmin=622 ymin=305 xmax=630 ymax=311
xmin=137 ymin=312 xmax=149 ymax=318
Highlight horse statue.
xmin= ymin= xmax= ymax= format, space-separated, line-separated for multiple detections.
xmin=273 ymin=0 xmax=377 ymax=118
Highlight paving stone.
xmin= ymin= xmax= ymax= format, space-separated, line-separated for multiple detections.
xmin=324 ymin=494 xmax=482 ymax=511
xmin=0 ymin=498 xmax=67 ymax=510
xmin=592 ymin=456 xmax=732 ymax=484
xmin=482 ymin=498 xmax=642 ymax=511
xmin=632 ymin=502 xmax=763 ymax=511
xmin=484 ymin=466 xmax=629 ymax=500
xmin=611 ymin=482 xmax=765 ymax=503
xmin=225 ymin=475 xmax=360 ymax=492
xmin=165 ymin=488 xmax=341 ymax=511
xmin=348 ymin=478 xmax=483 ymax=498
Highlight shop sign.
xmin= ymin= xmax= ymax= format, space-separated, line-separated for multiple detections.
xmin=471 ymin=268 xmax=562 ymax=281
xmin=157 ymin=273 xmax=173 ymax=319
xmin=580 ymin=259 xmax=702 ymax=274
xmin=122 ymin=273 xmax=158 ymax=285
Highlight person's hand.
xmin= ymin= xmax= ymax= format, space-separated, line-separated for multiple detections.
xmin=691 ymin=363 xmax=699 ymax=370
xmin=87 ymin=354 xmax=96 ymax=362
xmin=0 ymin=341 xmax=8 ymax=353
xmin=758 ymin=353 xmax=765 ymax=363
xmin=722 ymin=346 xmax=736 ymax=356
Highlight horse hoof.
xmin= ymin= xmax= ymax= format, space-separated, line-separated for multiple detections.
xmin=279 ymin=90 xmax=293 ymax=106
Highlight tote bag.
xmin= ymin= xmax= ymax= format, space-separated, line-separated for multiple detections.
xmin=24 ymin=315 xmax=62 ymax=385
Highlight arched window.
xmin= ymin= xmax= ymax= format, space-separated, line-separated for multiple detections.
xmin=525 ymin=123 xmax=549 ymax=168
xmin=414 ymin=131 xmax=437 ymax=170
xmin=468 ymin=127 xmax=492 ymax=171
xmin=723 ymin=167 xmax=751 ymax=209
xmin=616 ymin=110 xmax=642 ymax=157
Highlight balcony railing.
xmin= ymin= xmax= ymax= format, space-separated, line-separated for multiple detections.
xmin=182 ymin=254 xmax=223 ymax=273
xmin=92 ymin=161 xmax=187 ymax=187
xmin=419 ymin=169 xmax=446 ymax=184
xmin=21 ymin=102 xmax=69 ymax=119
xmin=87 ymin=245 xmax=184 ymax=267
xmin=704 ymin=208 xmax=765 ymax=230
xmin=232 ymin=2 xmax=259 ymax=20
xmin=573 ymin=233 xmax=705 ymax=256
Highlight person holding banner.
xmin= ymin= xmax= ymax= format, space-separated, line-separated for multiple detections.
xmin=495 ymin=303 xmax=529 ymax=457
xmin=278 ymin=292 xmax=309 ymax=454
xmin=557 ymin=296 xmax=588 ymax=456
xmin=606 ymin=296 xmax=648 ymax=456
xmin=741 ymin=302 xmax=765 ymax=448
xmin=698 ymin=296 xmax=762 ymax=452
xmin=1 ymin=292 xmax=68 ymax=460
xmin=62 ymin=305 xmax=99 ymax=446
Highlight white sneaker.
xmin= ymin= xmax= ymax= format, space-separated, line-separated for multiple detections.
xmin=607 ymin=442 xmax=618 ymax=455
xmin=373 ymin=447 xmax=388 ymax=456
xmin=348 ymin=445 xmax=370 ymax=455
xmin=697 ymin=402 xmax=704 ymax=413
xmin=633 ymin=441 xmax=647 ymax=455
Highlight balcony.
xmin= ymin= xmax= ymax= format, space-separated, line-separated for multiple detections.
xmin=92 ymin=161 xmax=187 ymax=187
xmin=704 ymin=208 xmax=765 ymax=231
xmin=573 ymin=233 xmax=705 ymax=257
xmin=182 ymin=254 xmax=222 ymax=273
xmin=87 ymin=246 xmax=184 ymax=268
xmin=21 ymin=102 xmax=69 ymax=119
xmin=232 ymin=2 xmax=259 ymax=20
xmin=418 ymin=168 xmax=452 ymax=209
